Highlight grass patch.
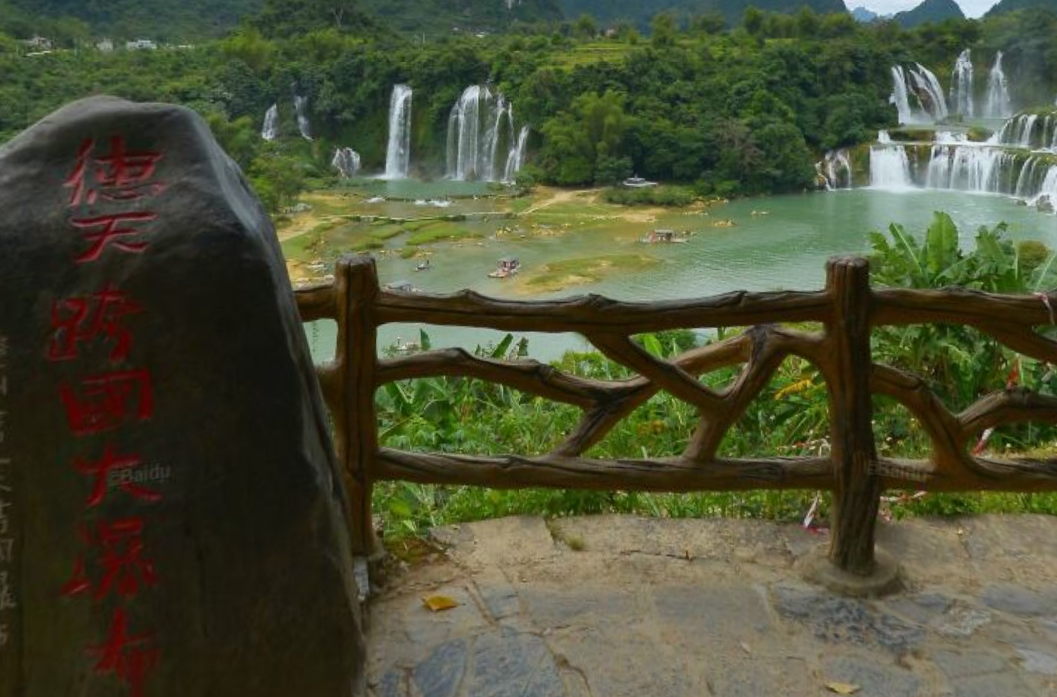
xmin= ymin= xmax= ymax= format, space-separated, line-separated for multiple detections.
xmin=406 ymin=221 xmax=483 ymax=245
xmin=604 ymin=185 xmax=696 ymax=207
xmin=522 ymin=254 xmax=659 ymax=293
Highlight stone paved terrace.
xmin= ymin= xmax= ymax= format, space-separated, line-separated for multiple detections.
xmin=365 ymin=514 xmax=1057 ymax=697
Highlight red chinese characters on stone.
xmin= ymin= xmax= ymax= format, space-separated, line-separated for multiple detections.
xmin=48 ymin=284 xmax=143 ymax=363
xmin=70 ymin=212 xmax=158 ymax=263
xmin=90 ymin=607 xmax=159 ymax=697
xmin=61 ymin=518 xmax=159 ymax=600
xmin=65 ymin=136 xmax=165 ymax=207
xmin=75 ymin=443 xmax=162 ymax=507
xmin=60 ymin=369 xmax=154 ymax=436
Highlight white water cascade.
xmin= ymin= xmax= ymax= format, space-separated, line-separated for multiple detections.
xmin=950 ymin=49 xmax=974 ymax=118
xmin=869 ymin=146 xmax=913 ymax=189
xmin=503 ymin=125 xmax=530 ymax=182
xmin=984 ymin=51 xmax=1011 ymax=119
xmin=261 ymin=104 xmax=279 ymax=141
xmin=993 ymin=112 xmax=1057 ymax=150
xmin=816 ymin=149 xmax=852 ymax=190
xmin=446 ymin=86 xmax=529 ymax=182
xmin=294 ymin=95 xmax=312 ymax=140
xmin=852 ymin=109 xmax=1057 ymax=212
xmin=332 ymin=148 xmax=362 ymax=178
xmin=384 ymin=85 xmax=413 ymax=179
xmin=890 ymin=64 xmax=948 ymax=124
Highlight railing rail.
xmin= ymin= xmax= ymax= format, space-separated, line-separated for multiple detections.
xmin=295 ymin=254 xmax=1057 ymax=578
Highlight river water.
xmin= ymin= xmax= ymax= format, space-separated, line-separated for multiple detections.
xmin=306 ymin=188 xmax=1057 ymax=362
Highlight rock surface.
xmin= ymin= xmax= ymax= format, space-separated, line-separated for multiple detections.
xmin=368 ymin=514 xmax=1057 ymax=697
xmin=0 ymin=96 xmax=364 ymax=696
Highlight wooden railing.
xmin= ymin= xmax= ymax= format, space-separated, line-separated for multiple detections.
xmin=295 ymin=254 xmax=1057 ymax=578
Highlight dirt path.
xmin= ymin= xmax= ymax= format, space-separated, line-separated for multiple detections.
xmin=520 ymin=186 xmax=602 ymax=215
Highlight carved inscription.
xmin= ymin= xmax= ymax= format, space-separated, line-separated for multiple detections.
xmin=52 ymin=135 xmax=166 ymax=697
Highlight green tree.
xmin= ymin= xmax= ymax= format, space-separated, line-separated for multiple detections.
xmin=573 ymin=14 xmax=597 ymax=40
xmin=651 ymin=13 xmax=679 ymax=47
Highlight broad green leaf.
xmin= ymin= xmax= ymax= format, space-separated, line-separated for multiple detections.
xmin=491 ymin=333 xmax=514 ymax=359
xmin=642 ymin=333 xmax=663 ymax=357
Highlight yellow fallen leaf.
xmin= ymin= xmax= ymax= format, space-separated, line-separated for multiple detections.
xmin=422 ymin=595 xmax=459 ymax=612
xmin=825 ymin=682 xmax=860 ymax=695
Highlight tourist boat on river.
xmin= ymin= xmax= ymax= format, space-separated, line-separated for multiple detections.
xmin=488 ymin=257 xmax=520 ymax=279
xmin=640 ymin=229 xmax=686 ymax=244
xmin=384 ymin=280 xmax=419 ymax=293
xmin=623 ymin=175 xmax=658 ymax=188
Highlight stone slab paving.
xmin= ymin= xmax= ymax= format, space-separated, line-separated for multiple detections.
xmin=366 ymin=515 xmax=1057 ymax=697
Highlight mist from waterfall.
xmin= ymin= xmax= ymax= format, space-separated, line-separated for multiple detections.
xmin=332 ymin=148 xmax=362 ymax=179
xmin=261 ymin=104 xmax=279 ymax=141
xmin=384 ymin=85 xmax=413 ymax=179
xmin=984 ymin=51 xmax=1011 ymax=118
xmin=950 ymin=49 xmax=974 ymax=118
xmin=447 ymin=85 xmax=529 ymax=182
xmin=294 ymin=95 xmax=312 ymax=140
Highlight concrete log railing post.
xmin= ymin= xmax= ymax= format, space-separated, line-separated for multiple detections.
xmin=335 ymin=255 xmax=380 ymax=555
xmin=824 ymin=257 xmax=882 ymax=575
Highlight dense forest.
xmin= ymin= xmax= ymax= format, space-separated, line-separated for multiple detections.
xmin=555 ymin=0 xmax=846 ymax=29
xmin=2 ymin=0 xmax=1057 ymax=208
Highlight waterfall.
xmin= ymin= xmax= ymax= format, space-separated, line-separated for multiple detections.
xmin=890 ymin=64 xmax=948 ymax=124
xmin=889 ymin=67 xmax=913 ymax=125
xmin=991 ymin=112 xmax=1057 ymax=150
xmin=869 ymin=147 xmax=913 ymax=189
xmin=878 ymin=130 xmax=892 ymax=144
xmin=503 ymin=125 xmax=530 ymax=182
xmin=446 ymin=85 xmax=526 ymax=182
xmin=984 ymin=52 xmax=1011 ymax=118
xmin=332 ymin=148 xmax=361 ymax=179
xmin=294 ymin=95 xmax=312 ymax=140
xmin=924 ymin=145 xmax=1019 ymax=194
xmin=261 ymin=104 xmax=279 ymax=141
xmin=818 ymin=150 xmax=852 ymax=190
xmin=909 ymin=64 xmax=948 ymax=122
xmin=384 ymin=85 xmax=413 ymax=180
xmin=950 ymin=49 xmax=974 ymax=119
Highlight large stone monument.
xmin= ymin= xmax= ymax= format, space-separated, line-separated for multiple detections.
xmin=0 ymin=96 xmax=365 ymax=696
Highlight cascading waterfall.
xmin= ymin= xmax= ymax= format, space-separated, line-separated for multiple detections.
xmin=992 ymin=112 xmax=1057 ymax=150
xmin=446 ymin=85 xmax=528 ymax=182
xmin=950 ymin=49 xmax=974 ymax=118
xmin=503 ymin=125 xmax=530 ymax=183
xmin=889 ymin=67 xmax=913 ymax=125
xmin=858 ymin=112 xmax=1057 ymax=212
xmin=909 ymin=63 xmax=948 ymax=122
xmin=924 ymin=146 xmax=1020 ymax=194
xmin=261 ymin=104 xmax=279 ymax=141
xmin=294 ymin=95 xmax=312 ymax=140
xmin=332 ymin=148 xmax=361 ymax=179
xmin=817 ymin=150 xmax=852 ymax=190
xmin=384 ymin=84 xmax=413 ymax=179
xmin=869 ymin=146 xmax=913 ymax=189
xmin=984 ymin=51 xmax=1011 ymax=118
xmin=890 ymin=64 xmax=948 ymax=124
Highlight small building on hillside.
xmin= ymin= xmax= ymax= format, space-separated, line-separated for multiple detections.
xmin=96 ymin=38 xmax=114 ymax=52
xmin=126 ymin=39 xmax=158 ymax=51
xmin=23 ymin=36 xmax=53 ymax=51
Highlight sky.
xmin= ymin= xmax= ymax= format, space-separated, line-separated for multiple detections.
xmin=850 ymin=0 xmax=997 ymax=18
